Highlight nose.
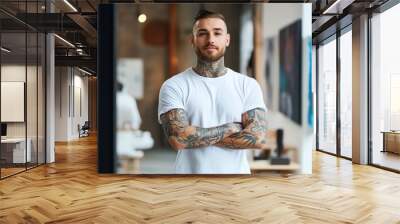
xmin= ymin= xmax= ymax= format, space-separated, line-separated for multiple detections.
xmin=207 ymin=33 xmax=216 ymax=45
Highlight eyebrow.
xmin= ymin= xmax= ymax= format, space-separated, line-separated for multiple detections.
xmin=197 ymin=28 xmax=224 ymax=32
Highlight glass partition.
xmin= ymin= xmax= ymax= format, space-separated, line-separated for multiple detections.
xmin=0 ymin=1 xmax=46 ymax=179
xmin=1 ymin=30 xmax=28 ymax=177
xmin=27 ymin=30 xmax=38 ymax=169
xmin=317 ymin=37 xmax=337 ymax=155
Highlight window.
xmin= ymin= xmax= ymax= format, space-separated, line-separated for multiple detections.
xmin=370 ymin=3 xmax=400 ymax=171
xmin=317 ymin=37 xmax=337 ymax=155
xmin=339 ymin=29 xmax=352 ymax=158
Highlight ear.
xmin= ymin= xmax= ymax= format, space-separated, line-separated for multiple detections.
xmin=226 ymin=33 xmax=230 ymax=47
xmin=190 ymin=34 xmax=194 ymax=47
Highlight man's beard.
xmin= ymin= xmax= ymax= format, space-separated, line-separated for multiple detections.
xmin=195 ymin=46 xmax=226 ymax=62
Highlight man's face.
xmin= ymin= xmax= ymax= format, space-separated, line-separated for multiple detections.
xmin=192 ymin=17 xmax=230 ymax=62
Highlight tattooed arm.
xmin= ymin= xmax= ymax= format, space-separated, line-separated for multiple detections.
xmin=215 ymin=108 xmax=268 ymax=149
xmin=160 ymin=108 xmax=242 ymax=150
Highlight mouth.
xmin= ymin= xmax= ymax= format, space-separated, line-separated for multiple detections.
xmin=205 ymin=46 xmax=217 ymax=50
xmin=205 ymin=48 xmax=217 ymax=54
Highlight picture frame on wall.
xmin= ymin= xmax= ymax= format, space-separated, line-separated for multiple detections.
xmin=279 ymin=19 xmax=302 ymax=125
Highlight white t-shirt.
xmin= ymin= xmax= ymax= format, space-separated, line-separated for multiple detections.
xmin=158 ymin=67 xmax=266 ymax=174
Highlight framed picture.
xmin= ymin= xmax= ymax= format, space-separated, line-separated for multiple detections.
xmin=279 ymin=19 xmax=302 ymax=125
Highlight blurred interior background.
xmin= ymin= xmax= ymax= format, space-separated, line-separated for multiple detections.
xmin=114 ymin=3 xmax=313 ymax=174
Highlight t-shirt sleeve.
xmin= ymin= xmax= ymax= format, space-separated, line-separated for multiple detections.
xmin=158 ymin=81 xmax=185 ymax=124
xmin=243 ymin=78 xmax=267 ymax=113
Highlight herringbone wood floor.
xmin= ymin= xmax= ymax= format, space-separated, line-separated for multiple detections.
xmin=1 ymin=135 xmax=400 ymax=224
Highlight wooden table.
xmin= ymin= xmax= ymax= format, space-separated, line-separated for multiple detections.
xmin=381 ymin=131 xmax=400 ymax=154
xmin=117 ymin=151 xmax=144 ymax=174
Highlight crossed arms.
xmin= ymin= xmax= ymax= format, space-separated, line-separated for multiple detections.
xmin=160 ymin=108 xmax=268 ymax=150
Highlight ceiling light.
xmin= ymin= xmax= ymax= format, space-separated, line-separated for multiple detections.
xmin=63 ymin=0 xmax=78 ymax=12
xmin=54 ymin=34 xmax=75 ymax=48
xmin=138 ymin=14 xmax=147 ymax=23
xmin=75 ymin=42 xmax=82 ymax=46
xmin=322 ymin=0 xmax=354 ymax=15
xmin=1 ymin=47 xmax=11 ymax=53
xmin=78 ymin=67 xmax=92 ymax=76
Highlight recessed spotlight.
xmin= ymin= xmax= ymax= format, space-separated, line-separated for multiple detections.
xmin=138 ymin=14 xmax=147 ymax=23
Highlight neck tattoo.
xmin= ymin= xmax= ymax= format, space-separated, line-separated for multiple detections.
xmin=193 ymin=57 xmax=227 ymax=78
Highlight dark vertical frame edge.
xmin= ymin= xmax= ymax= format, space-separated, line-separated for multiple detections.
xmin=336 ymin=27 xmax=341 ymax=157
xmin=315 ymin=44 xmax=319 ymax=151
xmin=0 ymin=25 xmax=2 ymax=179
xmin=25 ymin=4 xmax=28 ymax=171
xmin=367 ymin=10 xmax=373 ymax=165
xmin=97 ymin=4 xmax=116 ymax=173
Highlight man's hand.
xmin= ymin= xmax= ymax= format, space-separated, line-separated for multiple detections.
xmin=224 ymin=122 xmax=243 ymax=135
xmin=160 ymin=108 xmax=269 ymax=151
xmin=160 ymin=109 xmax=243 ymax=150
xmin=215 ymin=108 xmax=268 ymax=150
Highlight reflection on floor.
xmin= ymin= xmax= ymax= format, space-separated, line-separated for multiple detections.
xmin=372 ymin=150 xmax=400 ymax=171
xmin=0 ymin=167 xmax=25 ymax=178
xmin=0 ymin=162 xmax=40 ymax=178
xmin=139 ymin=148 xmax=177 ymax=174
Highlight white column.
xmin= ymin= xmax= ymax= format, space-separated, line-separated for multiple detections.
xmin=45 ymin=1 xmax=55 ymax=163
xmin=352 ymin=14 xmax=369 ymax=164
xmin=46 ymin=33 xmax=55 ymax=163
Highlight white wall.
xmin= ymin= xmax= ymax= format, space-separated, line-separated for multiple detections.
xmin=259 ymin=3 xmax=313 ymax=173
xmin=55 ymin=67 xmax=68 ymax=141
xmin=72 ymin=73 xmax=89 ymax=137
xmin=55 ymin=67 xmax=89 ymax=141
xmin=1 ymin=65 xmax=39 ymax=137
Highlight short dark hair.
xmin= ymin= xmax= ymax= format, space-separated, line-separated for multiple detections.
xmin=193 ymin=9 xmax=226 ymax=26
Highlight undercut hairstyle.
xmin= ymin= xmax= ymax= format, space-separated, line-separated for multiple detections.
xmin=193 ymin=9 xmax=226 ymax=26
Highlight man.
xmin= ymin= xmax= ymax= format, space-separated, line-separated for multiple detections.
xmin=158 ymin=9 xmax=268 ymax=174
xmin=117 ymin=82 xmax=150 ymax=155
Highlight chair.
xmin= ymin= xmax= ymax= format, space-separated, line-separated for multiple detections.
xmin=78 ymin=121 xmax=90 ymax=138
